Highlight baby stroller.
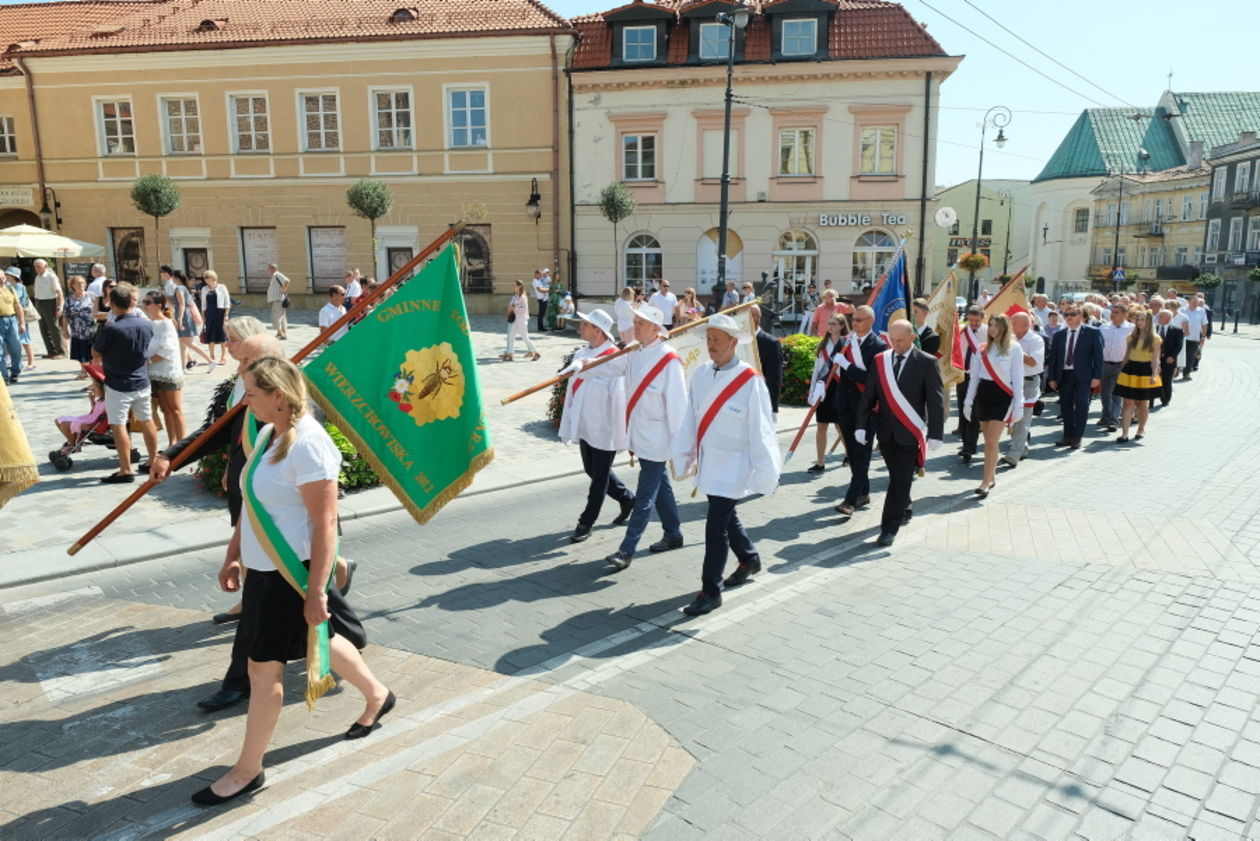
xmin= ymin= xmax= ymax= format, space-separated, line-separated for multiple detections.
xmin=49 ymin=365 xmax=141 ymax=471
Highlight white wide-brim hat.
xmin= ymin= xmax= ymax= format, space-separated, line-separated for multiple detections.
xmin=577 ymin=308 xmax=618 ymax=343
xmin=633 ymin=304 xmax=668 ymax=336
xmin=705 ymin=313 xmax=752 ymax=345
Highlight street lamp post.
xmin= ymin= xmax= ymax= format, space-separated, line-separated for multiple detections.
xmin=715 ymin=1 xmax=750 ymax=298
xmin=998 ymin=188 xmax=1013 ymax=276
xmin=969 ymin=105 xmax=1010 ymax=302
xmin=1109 ymin=148 xmax=1149 ymax=293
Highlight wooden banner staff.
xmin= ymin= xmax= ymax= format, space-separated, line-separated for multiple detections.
xmin=67 ymin=223 xmax=466 ymax=556
xmin=498 ymin=298 xmax=760 ymax=406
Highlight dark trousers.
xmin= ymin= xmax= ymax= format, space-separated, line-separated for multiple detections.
xmin=838 ymin=414 xmax=874 ymax=504
xmin=1058 ymin=370 xmax=1091 ymax=444
xmin=878 ymin=435 xmax=917 ymax=536
xmin=1185 ymin=340 xmax=1200 ymax=372
xmin=578 ymin=440 xmax=633 ymax=528
xmin=956 ymin=377 xmax=980 ymax=454
xmin=34 ymin=298 xmax=64 ymax=356
xmin=536 ymin=299 xmax=548 ymax=333
xmin=1159 ymin=361 xmax=1176 ymax=405
xmin=222 ymin=575 xmax=367 ymax=692
xmin=702 ymin=495 xmax=757 ymax=596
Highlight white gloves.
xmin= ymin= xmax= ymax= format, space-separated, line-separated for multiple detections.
xmin=560 ymin=358 xmax=587 ymax=377
xmin=927 ymin=438 xmax=942 ymax=452
xmin=808 ymin=381 xmax=825 ymax=406
xmin=963 ymin=403 xmax=973 ymax=422
xmin=854 ymin=429 xmax=867 ymax=446
xmin=833 ymin=351 xmax=851 ymax=371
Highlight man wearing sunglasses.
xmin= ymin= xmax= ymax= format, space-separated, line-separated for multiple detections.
xmin=1046 ymin=307 xmax=1103 ymax=450
xmin=832 ymin=305 xmax=887 ymax=516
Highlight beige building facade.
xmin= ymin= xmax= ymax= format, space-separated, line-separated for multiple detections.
xmin=0 ymin=0 xmax=574 ymax=311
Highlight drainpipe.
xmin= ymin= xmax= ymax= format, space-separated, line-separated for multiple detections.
xmin=564 ymin=38 xmax=579 ymax=297
xmin=16 ymin=57 xmax=48 ymax=217
xmin=915 ymin=70 xmax=932 ymax=298
xmin=549 ymin=35 xmax=563 ymax=289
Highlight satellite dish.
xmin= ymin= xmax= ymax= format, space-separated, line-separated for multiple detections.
xmin=934 ymin=206 xmax=958 ymax=229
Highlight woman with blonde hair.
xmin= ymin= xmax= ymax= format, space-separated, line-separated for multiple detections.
xmin=200 ymin=270 xmax=231 ymax=366
xmin=142 ymin=290 xmax=186 ymax=447
xmin=502 ymin=280 xmax=539 ymax=361
xmin=1113 ymin=306 xmax=1161 ymax=442
xmin=675 ymin=288 xmax=703 ymax=327
xmin=964 ymin=313 xmax=1023 ymax=498
xmin=615 ymin=286 xmax=637 ymax=345
xmin=192 ymin=356 xmax=392 ymax=806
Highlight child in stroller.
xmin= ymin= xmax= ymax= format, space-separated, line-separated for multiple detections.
xmin=49 ymin=364 xmax=139 ymax=471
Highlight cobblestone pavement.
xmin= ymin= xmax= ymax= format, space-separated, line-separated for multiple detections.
xmin=2 ymin=328 xmax=1259 ymax=840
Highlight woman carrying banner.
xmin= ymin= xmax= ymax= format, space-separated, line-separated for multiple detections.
xmin=963 ymin=313 xmax=1023 ymax=499
xmin=805 ymin=312 xmax=850 ymax=473
xmin=192 ymin=356 xmax=393 ymax=807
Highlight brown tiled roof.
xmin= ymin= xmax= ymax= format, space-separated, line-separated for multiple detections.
xmin=0 ymin=1 xmax=158 ymax=70
xmin=9 ymin=0 xmax=571 ymax=56
xmin=572 ymin=0 xmax=945 ymax=70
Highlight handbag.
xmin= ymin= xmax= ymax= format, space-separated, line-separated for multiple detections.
xmin=281 ymin=294 xmax=291 ymax=309
xmin=23 ymin=302 xmax=39 ymax=323
xmin=507 ymin=310 xmax=516 ymax=324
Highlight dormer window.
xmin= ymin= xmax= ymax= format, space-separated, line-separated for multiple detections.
xmin=623 ymin=25 xmax=657 ymax=62
xmin=697 ymin=22 xmax=729 ymax=60
xmin=781 ymin=18 xmax=817 ymax=57
xmin=195 ymin=19 xmax=224 ymax=32
xmin=389 ymin=8 xmax=417 ymax=23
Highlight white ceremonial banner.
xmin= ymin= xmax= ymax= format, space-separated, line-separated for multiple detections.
xmin=669 ymin=308 xmax=762 ymax=386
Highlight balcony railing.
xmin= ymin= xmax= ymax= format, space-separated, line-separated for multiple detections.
xmin=1134 ymin=222 xmax=1164 ymax=237
xmin=1156 ymin=265 xmax=1199 ymax=280
xmin=1230 ymin=190 xmax=1260 ymax=209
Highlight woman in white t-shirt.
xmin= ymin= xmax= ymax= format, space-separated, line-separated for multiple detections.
xmin=193 ymin=357 xmax=393 ymax=807
xmin=614 ymin=286 xmax=637 ymax=345
xmin=502 ymin=280 xmax=539 ymax=361
xmin=141 ymin=290 xmax=185 ymax=448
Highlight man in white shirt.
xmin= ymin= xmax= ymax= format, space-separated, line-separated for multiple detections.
xmin=318 ymin=285 xmax=348 ymax=342
xmin=1097 ymin=304 xmax=1133 ymax=431
xmin=1030 ymin=294 xmax=1052 ymax=329
xmin=1004 ymin=312 xmax=1045 ymax=466
xmin=266 ymin=263 xmax=291 ymax=340
xmin=1183 ymin=296 xmax=1209 ymax=377
xmin=31 ymin=258 xmax=65 ymax=358
xmin=531 ymin=269 xmax=550 ymax=333
xmin=647 ymin=280 xmax=678 ymax=330
xmin=671 ymin=313 xmax=780 ymax=616
xmin=87 ymin=263 xmax=109 ymax=299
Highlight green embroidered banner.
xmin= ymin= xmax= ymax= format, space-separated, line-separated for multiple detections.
xmin=303 ymin=245 xmax=493 ymax=524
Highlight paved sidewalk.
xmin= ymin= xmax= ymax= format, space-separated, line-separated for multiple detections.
xmin=3 ymin=308 xmax=808 ymax=586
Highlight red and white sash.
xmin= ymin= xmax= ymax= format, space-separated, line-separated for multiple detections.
xmin=979 ymin=345 xmax=1016 ymax=423
xmin=625 ymin=350 xmax=681 ymax=423
xmin=874 ymin=350 xmax=927 ymax=468
xmin=696 ymin=367 xmax=757 ymax=450
xmin=839 ymin=335 xmax=868 ymax=392
xmin=963 ymin=328 xmax=981 ymax=358
xmin=566 ymin=346 xmax=618 ymax=407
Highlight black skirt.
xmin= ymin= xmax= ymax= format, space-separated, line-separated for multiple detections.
xmin=815 ymin=379 xmax=841 ymax=424
xmin=242 ymin=565 xmax=338 ymax=664
xmin=975 ymin=379 xmax=1014 ymax=423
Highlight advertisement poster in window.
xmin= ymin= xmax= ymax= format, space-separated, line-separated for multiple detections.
xmin=309 ymin=226 xmax=346 ymax=291
xmin=241 ymin=227 xmax=278 ymax=293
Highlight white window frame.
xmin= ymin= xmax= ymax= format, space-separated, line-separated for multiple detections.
xmin=297 ymin=89 xmax=341 ymax=152
xmin=94 ymin=96 xmax=136 ymax=157
xmin=1236 ymin=162 xmax=1251 ymax=195
xmin=1199 ymin=192 xmax=1208 ymax=219
xmin=1118 ymin=202 xmax=1129 ymax=225
xmin=624 ymin=232 xmax=663 ymax=288
xmin=158 ymin=94 xmax=202 ymax=155
xmin=1174 ymin=246 xmax=1188 ymax=266
xmin=1073 ymin=208 xmax=1090 ymax=233
xmin=1227 ymin=216 xmax=1244 ymax=251
xmin=622 ymin=133 xmax=656 ymax=181
xmin=1206 ymin=218 xmax=1221 ymax=252
xmin=1193 ymin=245 xmax=1203 ymax=265
xmin=227 ymin=92 xmax=271 ymax=154
xmin=859 ymin=126 xmax=897 ymax=175
xmin=1212 ymin=168 xmax=1227 ymax=201
xmin=0 ymin=116 xmax=15 ymax=156
xmin=781 ymin=18 xmax=817 ymax=57
xmin=1247 ymin=216 xmax=1260 ymax=250
xmin=779 ymin=127 xmax=815 ymax=176
xmin=445 ymin=84 xmax=490 ymax=150
xmin=622 ymin=25 xmax=657 ymax=63
xmin=370 ymin=86 xmax=415 ymax=151
xmin=698 ymin=22 xmax=730 ymax=61
xmin=1181 ymin=194 xmax=1192 ymax=221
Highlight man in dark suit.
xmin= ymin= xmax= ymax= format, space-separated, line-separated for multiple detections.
xmin=832 ymin=304 xmax=888 ymax=516
xmin=1046 ymin=304 xmax=1103 ymax=449
xmin=749 ymin=305 xmax=783 ymax=418
xmin=956 ymin=305 xmax=986 ymax=463
xmin=1154 ymin=309 xmax=1183 ymax=407
xmin=912 ymin=298 xmax=941 ymax=355
xmin=855 ymin=320 xmax=944 ymax=546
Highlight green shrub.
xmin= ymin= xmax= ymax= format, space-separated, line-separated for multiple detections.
xmin=194 ymin=421 xmax=381 ymax=496
xmin=780 ymin=333 xmax=821 ymax=406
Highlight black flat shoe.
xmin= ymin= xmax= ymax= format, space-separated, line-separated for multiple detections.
xmin=346 ymin=690 xmax=396 ymax=740
xmin=340 ymin=557 xmax=357 ymax=595
xmin=571 ymin=524 xmax=592 ymax=543
xmin=648 ymin=536 xmax=683 ymax=553
xmin=876 ymin=531 xmax=895 ymax=547
xmin=212 ymin=611 xmax=242 ymax=624
xmin=100 ymin=472 xmax=135 ymax=484
xmin=1115 ymin=435 xmax=1129 ymax=443
xmin=191 ymin=771 xmax=265 ymax=806
xmin=806 ymin=463 xmax=825 ymax=474
xmin=611 ymin=498 xmax=634 ymax=525
xmin=197 ymin=687 xmax=250 ymax=712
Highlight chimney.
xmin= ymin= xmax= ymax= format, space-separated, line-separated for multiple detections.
xmin=1240 ymin=131 xmax=1258 ymax=146
xmin=1186 ymin=140 xmax=1204 ymax=170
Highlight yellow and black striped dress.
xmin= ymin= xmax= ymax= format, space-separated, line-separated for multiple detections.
xmin=1114 ymin=338 xmax=1162 ymax=400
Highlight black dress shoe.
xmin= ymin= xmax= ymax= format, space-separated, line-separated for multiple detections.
xmin=856 ymin=495 xmax=870 ymax=507
xmin=346 ymin=690 xmax=396 ymax=740
xmin=723 ymin=559 xmax=762 ymax=588
xmin=339 ymin=557 xmax=357 ymax=595
xmin=1069 ymin=441 xmax=1081 ymax=450
xmin=191 ymin=771 xmax=265 ymax=806
xmin=197 ymin=688 xmax=250 ymax=712
xmin=961 ymin=453 xmax=973 ymax=465
xmin=806 ymin=463 xmax=825 ymax=474
xmin=1053 ymin=439 xmax=1070 ymax=447
xmin=605 ymin=551 xmax=632 ymax=571
xmin=212 ymin=611 xmax=242 ymax=624
xmin=901 ymin=509 xmax=913 ymax=526
xmin=876 ymin=531 xmax=895 ymax=547
xmin=683 ymin=591 xmax=722 ymax=616
xmin=100 ymin=472 xmax=135 ymax=484
xmin=648 ymin=536 xmax=683 ymax=553
xmin=571 ymin=524 xmax=592 ymax=543
xmin=835 ymin=502 xmax=855 ymax=516
xmin=611 ymin=498 xmax=634 ymax=525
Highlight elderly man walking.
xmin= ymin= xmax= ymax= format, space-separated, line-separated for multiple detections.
xmin=92 ymin=283 xmax=159 ymax=483
xmin=32 ymin=259 xmax=65 ymax=358
xmin=265 ymin=263 xmax=290 ymax=340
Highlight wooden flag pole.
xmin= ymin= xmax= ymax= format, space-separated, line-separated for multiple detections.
xmin=67 ymin=223 xmax=466 ymax=556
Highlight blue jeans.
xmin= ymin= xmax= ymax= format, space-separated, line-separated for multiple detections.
xmin=618 ymin=458 xmax=681 ymax=557
xmin=0 ymin=316 xmax=20 ymax=381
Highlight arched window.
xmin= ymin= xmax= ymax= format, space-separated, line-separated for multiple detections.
xmin=624 ymin=233 xmax=662 ymax=290
xmin=772 ymin=229 xmax=819 ymax=296
xmin=851 ymin=229 xmax=896 ymax=290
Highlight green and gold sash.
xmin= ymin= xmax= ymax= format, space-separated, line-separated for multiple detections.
xmin=226 ymin=379 xmax=260 ymax=455
xmin=241 ymin=423 xmax=336 ymax=708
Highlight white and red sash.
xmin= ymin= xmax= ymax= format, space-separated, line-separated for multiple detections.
xmin=566 ymin=346 xmax=618 ymax=407
xmin=979 ymin=345 xmax=1016 ymax=423
xmin=839 ymin=335 xmax=868 ymax=392
xmin=696 ymin=367 xmax=757 ymax=450
xmin=874 ymin=350 xmax=927 ymax=467
xmin=963 ymin=328 xmax=981 ymax=358
xmin=626 ymin=350 xmax=681 ymax=423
